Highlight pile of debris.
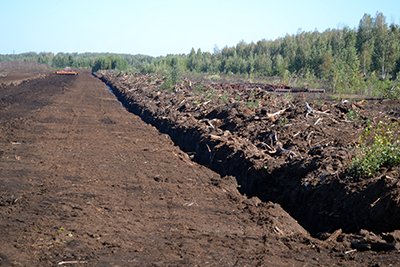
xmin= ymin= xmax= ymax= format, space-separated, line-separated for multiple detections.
xmin=219 ymin=82 xmax=325 ymax=93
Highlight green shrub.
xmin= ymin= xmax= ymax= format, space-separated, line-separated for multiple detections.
xmin=160 ymin=68 xmax=180 ymax=92
xmin=160 ymin=77 xmax=174 ymax=91
xmin=349 ymin=121 xmax=400 ymax=176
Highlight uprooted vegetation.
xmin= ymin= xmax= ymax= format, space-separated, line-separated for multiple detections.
xmin=95 ymin=70 xmax=400 ymax=239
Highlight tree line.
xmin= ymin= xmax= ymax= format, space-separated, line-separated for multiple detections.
xmin=136 ymin=12 xmax=400 ymax=97
xmin=0 ymin=52 xmax=152 ymax=72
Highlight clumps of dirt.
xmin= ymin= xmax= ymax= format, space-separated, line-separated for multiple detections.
xmin=95 ymin=71 xmax=400 ymax=242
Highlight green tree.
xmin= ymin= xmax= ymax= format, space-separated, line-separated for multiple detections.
xmin=310 ymin=30 xmax=331 ymax=78
xmin=68 ymin=55 xmax=77 ymax=68
xmin=372 ymin=12 xmax=389 ymax=78
xmin=294 ymin=30 xmax=313 ymax=73
xmin=37 ymin=55 xmax=45 ymax=64
xmin=343 ymin=27 xmax=362 ymax=92
xmin=356 ymin=13 xmax=375 ymax=75
xmin=280 ymin=34 xmax=297 ymax=72
xmin=187 ymin=48 xmax=196 ymax=71
xmin=113 ymin=57 xmax=129 ymax=71
xmin=386 ymin=23 xmax=400 ymax=78
xmin=194 ymin=48 xmax=204 ymax=73
xmin=273 ymin=54 xmax=285 ymax=76
xmin=44 ymin=54 xmax=50 ymax=65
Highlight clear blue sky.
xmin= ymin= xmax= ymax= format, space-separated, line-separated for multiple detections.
xmin=1 ymin=0 xmax=399 ymax=57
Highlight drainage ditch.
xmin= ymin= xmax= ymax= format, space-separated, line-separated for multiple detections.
xmin=96 ymin=72 xmax=400 ymax=237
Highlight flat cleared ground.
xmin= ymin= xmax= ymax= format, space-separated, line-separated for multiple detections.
xmin=1 ymin=70 xmax=399 ymax=266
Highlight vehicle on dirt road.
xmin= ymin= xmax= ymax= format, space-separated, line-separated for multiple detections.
xmin=56 ymin=66 xmax=78 ymax=75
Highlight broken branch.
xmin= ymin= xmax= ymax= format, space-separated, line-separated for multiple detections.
xmin=267 ymin=108 xmax=287 ymax=120
xmin=305 ymin=102 xmax=314 ymax=114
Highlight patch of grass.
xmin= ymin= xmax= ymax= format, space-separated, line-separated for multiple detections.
xmin=346 ymin=108 xmax=359 ymax=121
xmin=280 ymin=117 xmax=288 ymax=126
xmin=246 ymin=99 xmax=259 ymax=108
xmin=313 ymin=99 xmax=324 ymax=106
xmin=205 ymin=87 xmax=218 ymax=101
xmin=219 ymin=91 xmax=228 ymax=103
xmin=193 ymin=82 xmax=206 ymax=96
xmin=348 ymin=121 xmax=400 ymax=176
xmin=210 ymin=74 xmax=221 ymax=81
xmin=235 ymin=95 xmax=241 ymax=104
xmin=282 ymin=92 xmax=294 ymax=105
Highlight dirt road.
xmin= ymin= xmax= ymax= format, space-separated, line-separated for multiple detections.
xmin=1 ymin=70 xmax=399 ymax=266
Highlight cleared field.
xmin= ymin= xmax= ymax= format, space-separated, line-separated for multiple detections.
xmin=0 ymin=67 xmax=399 ymax=266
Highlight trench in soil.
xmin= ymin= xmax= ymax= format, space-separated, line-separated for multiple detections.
xmin=98 ymin=76 xmax=400 ymax=237
xmin=106 ymin=85 xmax=123 ymax=107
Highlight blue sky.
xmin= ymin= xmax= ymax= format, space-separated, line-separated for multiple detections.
xmin=1 ymin=0 xmax=399 ymax=57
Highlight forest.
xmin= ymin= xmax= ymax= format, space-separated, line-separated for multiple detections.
xmin=1 ymin=12 xmax=399 ymax=97
xmin=0 ymin=52 xmax=151 ymax=73
xmin=136 ymin=12 xmax=400 ymax=98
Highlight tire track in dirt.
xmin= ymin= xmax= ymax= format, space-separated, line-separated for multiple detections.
xmin=95 ymin=83 xmax=150 ymax=212
xmin=63 ymin=78 xmax=87 ymax=143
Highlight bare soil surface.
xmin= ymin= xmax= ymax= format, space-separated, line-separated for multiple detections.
xmin=0 ymin=61 xmax=54 ymax=89
xmin=1 ymin=68 xmax=400 ymax=266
